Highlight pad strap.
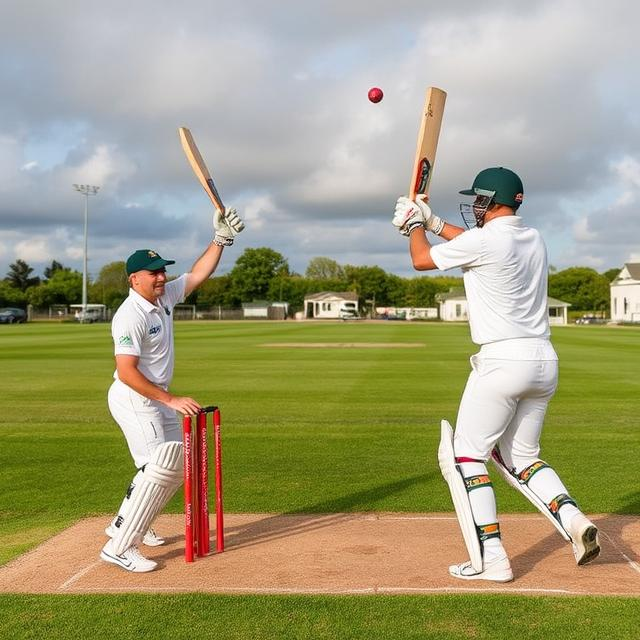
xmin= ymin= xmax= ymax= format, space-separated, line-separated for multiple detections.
xmin=465 ymin=474 xmax=493 ymax=491
xmin=549 ymin=493 xmax=578 ymax=521
xmin=517 ymin=460 xmax=549 ymax=484
xmin=478 ymin=522 xmax=501 ymax=542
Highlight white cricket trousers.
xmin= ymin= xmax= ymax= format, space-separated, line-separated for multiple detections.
xmin=454 ymin=352 xmax=558 ymax=470
xmin=108 ymin=379 xmax=182 ymax=469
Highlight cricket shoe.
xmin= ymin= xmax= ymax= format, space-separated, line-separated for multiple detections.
xmin=105 ymin=524 xmax=165 ymax=547
xmin=449 ymin=555 xmax=513 ymax=583
xmin=568 ymin=513 xmax=600 ymax=566
xmin=100 ymin=539 xmax=157 ymax=573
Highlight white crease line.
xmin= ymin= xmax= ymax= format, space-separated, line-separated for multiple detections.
xmin=59 ymin=561 xmax=101 ymax=591
xmin=371 ymin=515 xmax=547 ymax=522
xmin=600 ymin=530 xmax=640 ymax=575
xmin=380 ymin=586 xmax=578 ymax=595
xmin=59 ymin=585 xmax=598 ymax=596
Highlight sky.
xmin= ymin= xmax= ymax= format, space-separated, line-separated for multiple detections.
xmin=1 ymin=0 xmax=639 ymax=282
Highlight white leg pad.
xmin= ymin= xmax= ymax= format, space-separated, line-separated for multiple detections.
xmin=111 ymin=442 xmax=183 ymax=555
xmin=490 ymin=447 xmax=571 ymax=541
xmin=438 ymin=420 xmax=483 ymax=573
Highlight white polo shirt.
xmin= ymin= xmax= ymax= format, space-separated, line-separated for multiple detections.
xmin=430 ymin=217 xmax=552 ymax=351
xmin=111 ymin=275 xmax=187 ymax=387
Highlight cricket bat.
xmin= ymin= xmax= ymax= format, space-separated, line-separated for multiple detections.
xmin=178 ymin=127 xmax=225 ymax=213
xmin=408 ymin=87 xmax=447 ymax=199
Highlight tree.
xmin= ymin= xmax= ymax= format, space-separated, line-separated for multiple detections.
xmin=27 ymin=269 xmax=82 ymax=308
xmin=229 ymin=247 xmax=289 ymax=302
xmin=90 ymin=261 xmax=128 ymax=309
xmin=44 ymin=260 xmax=69 ymax=281
xmin=548 ymin=267 xmax=610 ymax=312
xmin=5 ymin=259 xmax=40 ymax=291
xmin=405 ymin=277 xmax=439 ymax=307
xmin=343 ymin=265 xmax=399 ymax=306
xmin=602 ymin=267 xmax=621 ymax=283
xmin=0 ymin=281 xmax=27 ymax=307
xmin=305 ymin=257 xmax=345 ymax=280
xmin=193 ymin=275 xmax=235 ymax=307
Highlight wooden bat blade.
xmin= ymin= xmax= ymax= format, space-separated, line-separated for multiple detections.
xmin=178 ymin=126 xmax=225 ymax=213
xmin=409 ymin=87 xmax=447 ymax=199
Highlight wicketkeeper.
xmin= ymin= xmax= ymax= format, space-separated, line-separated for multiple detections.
xmin=392 ymin=167 xmax=600 ymax=582
xmin=100 ymin=208 xmax=244 ymax=572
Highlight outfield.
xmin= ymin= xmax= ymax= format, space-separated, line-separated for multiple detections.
xmin=0 ymin=321 xmax=638 ymax=639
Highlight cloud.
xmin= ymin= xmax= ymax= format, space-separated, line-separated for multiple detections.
xmin=0 ymin=0 xmax=639 ymax=281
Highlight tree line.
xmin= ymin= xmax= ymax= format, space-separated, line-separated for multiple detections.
xmin=1 ymin=250 xmax=619 ymax=314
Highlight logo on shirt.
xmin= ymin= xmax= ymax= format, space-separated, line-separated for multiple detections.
xmin=163 ymin=305 xmax=171 ymax=316
xmin=149 ymin=324 xmax=161 ymax=336
xmin=119 ymin=335 xmax=133 ymax=346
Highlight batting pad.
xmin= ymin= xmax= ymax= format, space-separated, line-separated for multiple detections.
xmin=490 ymin=447 xmax=571 ymax=542
xmin=111 ymin=441 xmax=183 ymax=555
xmin=438 ymin=420 xmax=483 ymax=572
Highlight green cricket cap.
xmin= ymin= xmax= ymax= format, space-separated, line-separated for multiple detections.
xmin=126 ymin=249 xmax=175 ymax=275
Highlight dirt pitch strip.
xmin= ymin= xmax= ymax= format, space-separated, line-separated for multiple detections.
xmin=0 ymin=513 xmax=638 ymax=596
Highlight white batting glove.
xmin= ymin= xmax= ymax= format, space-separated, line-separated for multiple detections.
xmin=392 ymin=196 xmax=425 ymax=236
xmin=213 ymin=208 xmax=245 ymax=246
xmin=415 ymin=195 xmax=445 ymax=235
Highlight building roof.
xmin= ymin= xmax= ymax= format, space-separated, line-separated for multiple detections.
xmin=547 ymin=297 xmax=571 ymax=308
xmin=613 ymin=263 xmax=640 ymax=282
xmin=304 ymin=291 xmax=359 ymax=302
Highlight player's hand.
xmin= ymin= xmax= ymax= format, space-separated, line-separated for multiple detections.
xmin=213 ymin=207 xmax=245 ymax=246
xmin=392 ymin=196 xmax=425 ymax=236
xmin=415 ymin=195 xmax=445 ymax=234
xmin=164 ymin=395 xmax=201 ymax=415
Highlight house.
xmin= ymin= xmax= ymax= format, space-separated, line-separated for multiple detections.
xmin=303 ymin=292 xmax=359 ymax=319
xmin=435 ymin=290 xmax=571 ymax=325
xmin=610 ymin=263 xmax=640 ymax=323
xmin=435 ymin=290 xmax=468 ymax=322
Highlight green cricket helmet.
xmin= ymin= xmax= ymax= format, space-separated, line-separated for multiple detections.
xmin=459 ymin=167 xmax=524 ymax=228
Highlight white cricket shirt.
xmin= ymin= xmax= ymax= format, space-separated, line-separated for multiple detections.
xmin=111 ymin=275 xmax=187 ymax=386
xmin=430 ymin=216 xmax=551 ymax=348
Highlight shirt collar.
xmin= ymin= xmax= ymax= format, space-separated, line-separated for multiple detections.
xmin=128 ymin=287 xmax=160 ymax=313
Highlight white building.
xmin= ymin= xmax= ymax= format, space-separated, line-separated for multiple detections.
xmin=242 ymin=301 xmax=289 ymax=319
xmin=610 ymin=263 xmax=640 ymax=323
xmin=435 ymin=291 xmax=570 ymax=325
xmin=303 ymin=292 xmax=359 ymax=319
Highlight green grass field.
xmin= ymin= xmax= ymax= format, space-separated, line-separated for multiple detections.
xmin=0 ymin=321 xmax=639 ymax=639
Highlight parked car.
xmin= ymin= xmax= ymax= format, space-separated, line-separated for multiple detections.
xmin=75 ymin=307 xmax=104 ymax=323
xmin=575 ymin=314 xmax=607 ymax=325
xmin=0 ymin=307 xmax=27 ymax=324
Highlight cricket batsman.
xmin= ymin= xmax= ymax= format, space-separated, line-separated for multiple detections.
xmin=392 ymin=167 xmax=600 ymax=582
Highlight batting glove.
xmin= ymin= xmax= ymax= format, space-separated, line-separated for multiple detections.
xmin=213 ymin=208 xmax=245 ymax=246
xmin=392 ymin=196 xmax=425 ymax=236
xmin=415 ymin=196 xmax=445 ymax=235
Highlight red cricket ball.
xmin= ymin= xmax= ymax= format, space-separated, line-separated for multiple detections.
xmin=368 ymin=87 xmax=383 ymax=103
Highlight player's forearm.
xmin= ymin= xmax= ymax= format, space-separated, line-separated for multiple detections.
xmin=117 ymin=366 xmax=173 ymax=404
xmin=439 ymin=222 xmax=465 ymax=240
xmin=185 ymin=242 xmax=224 ymax=295
xmin=409 ymin=227 xmax=438 ymax=270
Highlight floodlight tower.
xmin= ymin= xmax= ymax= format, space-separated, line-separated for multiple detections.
xmin=72 ymin=184 xmax=100 ymax=320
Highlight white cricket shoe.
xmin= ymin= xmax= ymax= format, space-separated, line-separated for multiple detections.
xmin=100 ymin=539 xmax=157 ymax=573
xmin=568 ymin=513 xmax=600 ymax=565
xmin=105 ymin=524 xmax=165 ymax=547
xmin=449 ymin=555 xmax=513 ymax=583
